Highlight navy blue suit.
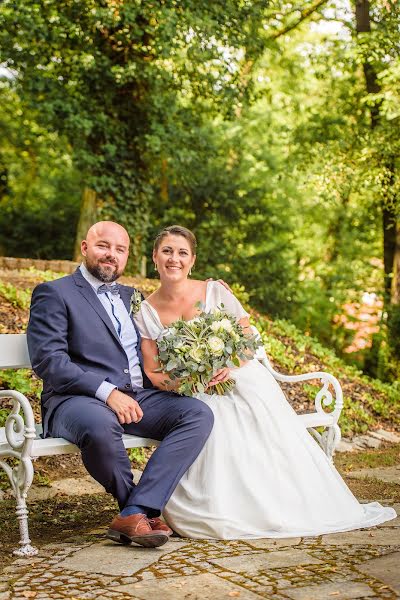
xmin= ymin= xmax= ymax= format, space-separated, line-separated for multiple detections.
xmin=27 ymin=269 xmax=214 ymax=514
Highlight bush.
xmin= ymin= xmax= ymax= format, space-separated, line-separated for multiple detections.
xmin=0 ymin=191 xmax=80 ymax=259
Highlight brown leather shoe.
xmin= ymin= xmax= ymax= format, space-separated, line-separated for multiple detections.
xmin=148 ymin=517 xmax=173 ymax=536
xmin=106 ymin=513 xmax=169 ymax=548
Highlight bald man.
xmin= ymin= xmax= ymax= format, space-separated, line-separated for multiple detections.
xmin=27 ymin=221 xmax=214 ymax=548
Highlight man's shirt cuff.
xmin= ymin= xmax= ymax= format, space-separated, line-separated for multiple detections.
xmin=96 ymin=381 xmax=117 ymax=403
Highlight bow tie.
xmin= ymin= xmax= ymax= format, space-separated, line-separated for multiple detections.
xmin=97 ymin=283 xmax=120 ymax=296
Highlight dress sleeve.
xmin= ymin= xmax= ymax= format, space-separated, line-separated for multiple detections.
xmin=134 ymin=302 xmax=163 ymax=340
xmin=213 ymin=282 xmax=250 ymax=320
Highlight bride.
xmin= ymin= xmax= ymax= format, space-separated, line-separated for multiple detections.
xmin=134 ymin=225 xmax=396 ymax=539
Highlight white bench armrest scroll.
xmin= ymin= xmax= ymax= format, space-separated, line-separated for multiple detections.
xmin=252 ymin=326 xmax=343 ymax=458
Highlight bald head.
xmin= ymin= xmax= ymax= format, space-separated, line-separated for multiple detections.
xmin=86 ymin=221 xmax=130 ymax=246
xmin=81 ymin=221 xmax=130 ymax=283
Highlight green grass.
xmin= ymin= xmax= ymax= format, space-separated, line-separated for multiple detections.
xmin=0 ymin=370 xmax=42 ymax=429
xmin=19 ymin=266 xmax=68 ymax=281
xmin=0 ymin=282 xmax=31 ymax=310
xmin=336 ymin=443 xmax=400 ymax=473
xmin=128 ymin=447 xmax=148 ymax=468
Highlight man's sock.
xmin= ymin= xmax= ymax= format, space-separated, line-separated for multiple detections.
xmin=120 ymin=504 xmax=148 ymax=517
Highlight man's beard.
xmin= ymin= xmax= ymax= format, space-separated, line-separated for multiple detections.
xmin=86 ymin=259 xmax=121 ymax=283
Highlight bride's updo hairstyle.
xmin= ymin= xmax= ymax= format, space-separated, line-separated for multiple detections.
xmin=153 ymin=225 xmax=197 ymax=255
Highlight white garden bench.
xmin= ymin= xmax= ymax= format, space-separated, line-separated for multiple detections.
xmin=0 ymin=331 xmax=343 ymax=557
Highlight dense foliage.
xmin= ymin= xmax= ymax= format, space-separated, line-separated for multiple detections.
xmin=0 ymin=0 xmax=399 ymax=379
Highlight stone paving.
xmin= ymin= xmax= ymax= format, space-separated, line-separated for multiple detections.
xmin=0 ymin=505 xmax=399 ymax=600
xmin=1 ymin=438 xmax=400 ymax=599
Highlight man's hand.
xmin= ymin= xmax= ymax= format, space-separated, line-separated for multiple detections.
xmin=106 ymin=389 xmax=143 ymax=425
xmin=205 ymin=278 xmax=233 ymax=293
xmin=207 ymin=367 xmax=231 ymax=388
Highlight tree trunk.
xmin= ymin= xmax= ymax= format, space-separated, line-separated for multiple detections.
xmin=160 ymin=158 xmax=168 ymax=203
xmin=382 ymin=194 xmax=397 ymax=303
xmin=355 ymin=0 xmax=400 ymax=364
xmin=73 ymin=187 xmax=98 ymax=261
xmin=392 ymin=222 xmax=400 ymax=305
xmin=355 ymin=1 xmax=399 ymax=312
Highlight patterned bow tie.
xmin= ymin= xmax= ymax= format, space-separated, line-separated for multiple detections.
xmin=97 ymin=283 xmax=120 ymax=296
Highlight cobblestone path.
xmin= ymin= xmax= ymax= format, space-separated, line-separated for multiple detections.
xmin=1 ymin=506 xmax=399 ymax=600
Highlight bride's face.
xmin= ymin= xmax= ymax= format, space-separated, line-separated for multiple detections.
xmin=153 ymin=234 xmax=195 ymax=282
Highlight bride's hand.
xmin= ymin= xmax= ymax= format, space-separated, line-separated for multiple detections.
xmin=207 ymin=367 xmax=231 ymax=388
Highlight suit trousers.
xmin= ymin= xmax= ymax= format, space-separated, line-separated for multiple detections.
xmin=47 ymin=388 xmax=214 ymax=515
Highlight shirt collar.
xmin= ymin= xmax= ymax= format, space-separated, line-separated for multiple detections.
xmin=79 ymin=263 xmax=119 ymax=293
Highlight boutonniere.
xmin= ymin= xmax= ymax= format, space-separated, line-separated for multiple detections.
xmin=129 ymin=289 xmax=142 ymax=316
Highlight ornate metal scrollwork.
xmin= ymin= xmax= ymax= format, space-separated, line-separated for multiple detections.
xmin=0 ymin=390 xmax=38 ymax=556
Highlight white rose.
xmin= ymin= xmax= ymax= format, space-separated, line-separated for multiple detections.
xmin=208 ymin=336 xmax=225 ymax=355
xmin=219 ymin=318 xmax=233 ymax=332
xmin=189 ymin=346 xmax=203 ymax=363
xmin=211 ymin=321 xmax=222 ymax=332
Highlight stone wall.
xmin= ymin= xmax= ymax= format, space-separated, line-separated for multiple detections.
xmin=0 ymin=257 xmax=79 ymax=274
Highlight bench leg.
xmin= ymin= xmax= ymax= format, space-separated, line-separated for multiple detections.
xmin=0 ymin=457 xmax=38 ymax=556
xmin=14 ymin=458 xmax=38 ymax=556
xmin=320 ymin=424 xmax=341 ymax=462
xmin=14 ymin=496 xmax=37 ymax=557
xmin=0 ymin=391 xmax=38 ymax=555
xmin=308 ymin=424 xmax=341 ymax=463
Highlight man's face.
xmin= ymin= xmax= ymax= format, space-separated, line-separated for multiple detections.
xmin=81 ymin=223 xmax=130 ymax=283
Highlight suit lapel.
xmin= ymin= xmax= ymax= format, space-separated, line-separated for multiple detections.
xmin=72 ymin=269 xmax=122 ymax=346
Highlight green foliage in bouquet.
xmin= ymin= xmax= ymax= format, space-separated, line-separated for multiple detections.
xmin=156 ymin=304 xmax=261 ymax=397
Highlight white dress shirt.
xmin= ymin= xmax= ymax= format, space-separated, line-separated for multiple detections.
xmin=80 ymin=263 xmax=143 ymax=402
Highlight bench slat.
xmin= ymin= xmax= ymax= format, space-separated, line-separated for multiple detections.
xmin=298 ymin=413 xmax=334 ymax=427
xmin=0 ymin=430 xmax=159 ymax=457
xmin=1 ymin=415 xmax=332 ymax=457
xmin=0 ymin=333 xmax=31 ymax=369
xmin=31 ymin=435 xmax=159 ymax=457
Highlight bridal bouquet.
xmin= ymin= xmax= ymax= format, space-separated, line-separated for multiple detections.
xmin=156 ymin=304 xmax=261 ymax=396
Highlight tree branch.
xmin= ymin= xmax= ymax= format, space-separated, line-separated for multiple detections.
xmin=269 ymin=0 xmax=330 ymax=40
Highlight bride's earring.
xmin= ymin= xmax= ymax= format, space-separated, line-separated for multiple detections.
xmin=189 ymin=268 xmax=192 ymax=276
xmin=154 ymin=262 xmax=158 ymax=272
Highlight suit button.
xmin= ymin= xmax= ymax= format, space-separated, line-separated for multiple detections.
xmin=124 ymin=369 xmax=129 ymax=374
xmin=125 ymin=383 xmax=131 ymax=389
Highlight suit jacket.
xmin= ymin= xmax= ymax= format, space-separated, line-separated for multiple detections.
xmin=27 ymin=268 xmax=152 ymax=434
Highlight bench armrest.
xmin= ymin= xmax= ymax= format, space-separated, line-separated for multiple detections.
xmin=252 ymin=328 xmax=344 ymax=422
xmin=0 ymin=390 xmax=36 ymax=458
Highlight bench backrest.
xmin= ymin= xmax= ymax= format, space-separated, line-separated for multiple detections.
xmin=0 ymin=329 xmax=269 ymax=372
xmin=0 ymin=333 xmax=32 ymax=369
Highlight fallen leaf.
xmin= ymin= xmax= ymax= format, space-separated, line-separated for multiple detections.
xmin=228 ymin=592 xmax=241 ymax=597
xmin=22 ymin=593 xmax=37 ymax=599
xmin=328 ymin=593 xmax=340 ymax=596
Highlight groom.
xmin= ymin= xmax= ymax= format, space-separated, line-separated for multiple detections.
xmin=27 ymin=221 xmax=214 ymax=548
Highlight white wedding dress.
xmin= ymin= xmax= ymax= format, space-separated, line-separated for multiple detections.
xmin=135 ymin=282 xmax=396 ymax=539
